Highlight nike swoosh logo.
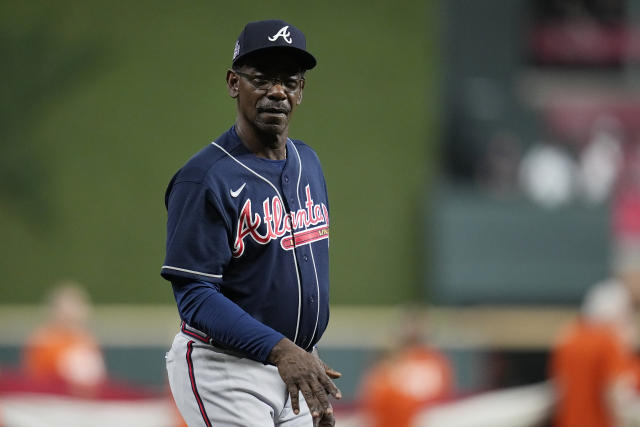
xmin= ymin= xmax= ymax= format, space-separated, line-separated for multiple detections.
xmin=230 ymin=182 xmax=246 ymax=198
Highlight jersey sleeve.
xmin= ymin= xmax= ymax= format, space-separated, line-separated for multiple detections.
xmin=161 ymin=180 xmax=232 ymax=284
xmin=172 ymin=281 xmax=285 ymax=363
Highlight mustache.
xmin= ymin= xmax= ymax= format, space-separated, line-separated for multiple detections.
xmin=257 ymin=102 xmax=290 ymax=114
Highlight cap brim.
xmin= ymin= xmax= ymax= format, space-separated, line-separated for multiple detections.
xmin=233 ymin=46 xmax=316 ymax=70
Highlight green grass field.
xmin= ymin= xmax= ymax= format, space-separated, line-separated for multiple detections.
xmin=0 ymin=0 xmax=439 ymax=304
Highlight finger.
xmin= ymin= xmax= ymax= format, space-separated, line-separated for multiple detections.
xmin=311 ymin=381 xmax=332 ymax=414
xmin=318 ymin=374 xmax=342 ymax=400
xmin=287 ymin=384 xmax=300 ymax=415
xmin=299 ymin=382 xmax=321 ymax=418
xmin=319 ymin=412 xmax=336 ymax=427
xmin=324 ymin=366 xmax=342 ymax=379
xmin=321 ymin=361 xmax=342 ymax=379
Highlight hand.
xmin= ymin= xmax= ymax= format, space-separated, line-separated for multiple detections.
xmin=268 ymin=338 xmax=342 ymax=422
xmin=313 ymin=348 xmax=340 ymax=427
xmin=312 ymin=347 xmax=342 ymax=381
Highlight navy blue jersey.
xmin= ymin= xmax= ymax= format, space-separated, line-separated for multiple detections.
xmin=162 ymin=126 xmax=330 ymax=351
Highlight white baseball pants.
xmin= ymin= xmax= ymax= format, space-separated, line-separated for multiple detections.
xmin=166 ymin=329 xmax=312 ymax=427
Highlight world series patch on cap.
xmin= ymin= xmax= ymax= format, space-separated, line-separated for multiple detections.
xmin=232 ymin=19 xmax=317 ymax=70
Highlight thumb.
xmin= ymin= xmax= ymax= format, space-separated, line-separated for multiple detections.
xmin=323 ymin=363 xmax=342 ymax=379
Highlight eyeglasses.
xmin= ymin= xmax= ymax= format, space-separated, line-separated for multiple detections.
xmin=233 ymin=70 xmax=304 ymax=93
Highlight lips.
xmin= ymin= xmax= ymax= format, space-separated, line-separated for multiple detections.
xmin=258 ymin=105 xmax=290 ymax=115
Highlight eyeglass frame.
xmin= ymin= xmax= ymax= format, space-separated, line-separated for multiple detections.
xmin=231 ymin=69 xmax=305 ymax=93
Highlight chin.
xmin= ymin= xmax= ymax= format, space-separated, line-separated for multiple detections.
xmin=256 ymin=120 xmax=288 ymax=135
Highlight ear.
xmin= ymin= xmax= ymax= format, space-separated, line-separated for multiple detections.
xmin=227 ymin=69 xmax=239 ymax=98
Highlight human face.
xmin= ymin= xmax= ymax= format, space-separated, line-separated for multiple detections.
xmin=227 ymin=51 xmax=305 ymax=138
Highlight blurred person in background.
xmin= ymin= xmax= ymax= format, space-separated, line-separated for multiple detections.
xmin=21 ymin=281 xmax=106 ymax=393
xmin=550 ymin=279 xmax=640 ymax=427
xmin=519 ymin=140 xmax=578 ymax=209
xmin=357 ymin=307 xmax=454 ymax=427
xmin=577 ymin=115 xmax=623 ymax=205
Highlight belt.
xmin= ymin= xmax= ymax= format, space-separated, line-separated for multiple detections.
xmin=180 ymin=321 xmax=248 ymax=359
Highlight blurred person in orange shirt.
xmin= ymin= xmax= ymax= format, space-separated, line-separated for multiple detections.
xmin=21 ymin=281 xmax=106 ymax=392
xmin=550 ymin=279 xmax=640 ymax=427
xmin=358 ymin=308 xmax=454 ymax=427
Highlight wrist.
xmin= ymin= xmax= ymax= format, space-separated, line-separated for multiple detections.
xmin=267 ymin=337 xmax=296 ymax=365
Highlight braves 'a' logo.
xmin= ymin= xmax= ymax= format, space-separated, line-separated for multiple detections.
xmin=233 ymin=185 xmax=329 ymax=257
xmin=268 ymin=26 xmax=292 ymax=44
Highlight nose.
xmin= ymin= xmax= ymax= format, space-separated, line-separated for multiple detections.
xmin=266 ymin=82 xmax=287 ymax=100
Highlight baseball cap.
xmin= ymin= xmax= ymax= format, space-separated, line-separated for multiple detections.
xmin=232 ymin=20 xmax=317 ymax=70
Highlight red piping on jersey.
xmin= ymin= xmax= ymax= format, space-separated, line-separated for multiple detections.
xmin=186 ymin=340 xmax=213 ymax=427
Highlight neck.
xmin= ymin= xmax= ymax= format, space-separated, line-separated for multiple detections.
xmin=235 ymin=119 xmax=288 ymax=160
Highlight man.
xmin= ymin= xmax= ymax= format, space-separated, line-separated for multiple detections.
xmin=22 ymin=281 xmax=106 ymax=393
xmin=550 ymin=279 xmax=640 ymax=427
xmin=358 ymin=308 xmax=454 ymax=427
xmin=162 ymin=20 xmax=341 ymax=427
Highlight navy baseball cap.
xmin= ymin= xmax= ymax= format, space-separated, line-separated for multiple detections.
xmin=232 ymin=20 xmax=317 ymax=70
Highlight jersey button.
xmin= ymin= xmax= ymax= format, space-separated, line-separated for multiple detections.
xmin=284 ymin=175 xmax=289 ymax=183
xmin=303 ymin=255 xmax=308 ymax=262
